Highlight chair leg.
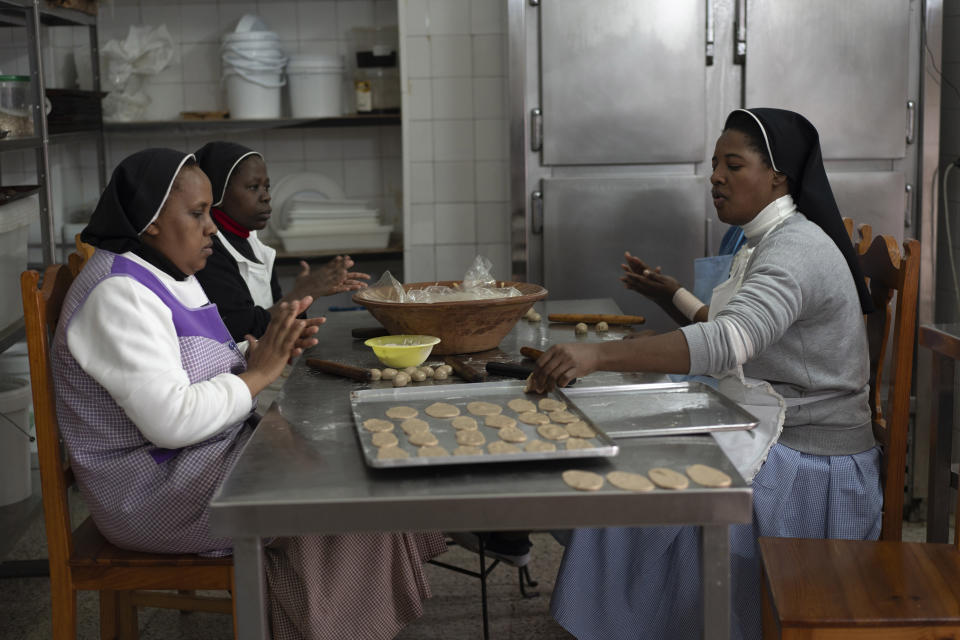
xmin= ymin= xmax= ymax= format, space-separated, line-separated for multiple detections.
xmin=116 ymin=591 xmax=139 ymax=640
xmin=517 ymin=565 xmax=539 ymax=599
xmin=478 ymin=537 xmax=490 ymax=640
xmin=49 ymin=571 xmax=78 ymax=640
xmin=100 ymin=590 xmax=118 ymax=640
xmin=230 ymin=568 xmax=239 ymax=640
xmin=761 ymin=569 xmax=779 ymax=640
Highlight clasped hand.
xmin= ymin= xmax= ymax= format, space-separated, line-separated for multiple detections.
xmin=241 ymin=296 xmax=321 ymax=396
xmin=296 ymin=255 xmax=371 ymax=298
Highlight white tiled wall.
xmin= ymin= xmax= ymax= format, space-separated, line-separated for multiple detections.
xmin=400 ymin=0 xmax=510 ymax=283
xmin=0 ymin=0 xmax=403 ymax=265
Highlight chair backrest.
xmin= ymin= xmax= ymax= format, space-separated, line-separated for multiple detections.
xmin=21 ymin=266 xmax=77 ymax=585
xmin=857 ymin=234 xmax=920 ymax=541
xmin=68 ymin=234 xmax=94 ymax=277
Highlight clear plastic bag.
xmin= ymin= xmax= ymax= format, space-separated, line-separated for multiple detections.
xmin=99 ymin=25 xmax=176 ymax=122
xmin=357 ymin=256 xmax=520 ymax=303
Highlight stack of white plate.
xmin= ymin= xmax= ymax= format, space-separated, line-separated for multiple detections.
xmin=268 ymin=172 xmax=393 ymax=252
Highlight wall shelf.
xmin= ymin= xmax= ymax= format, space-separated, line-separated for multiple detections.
xmin=104 ymin=114 xmax=400 ymax=136
xmin=273 ymin=244 xmax=403 ymax=262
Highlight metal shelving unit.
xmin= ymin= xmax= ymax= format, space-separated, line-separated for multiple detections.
xmin=0 ymin=0 xmax=106 ymax=354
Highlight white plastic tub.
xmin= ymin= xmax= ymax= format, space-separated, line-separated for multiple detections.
xmin=0 ymin=193 xmax=37 ymax=330
xmin=0 ymin=376 xmax=32 ymax=506
xmin=224 ymin=68 xmax=284 ymax=119
xmin=287 ymin=55 xmax=344 ymax=118
xmin=275 ymin=223 xmax=393 ymax=252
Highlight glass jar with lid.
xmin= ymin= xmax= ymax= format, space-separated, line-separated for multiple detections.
xmin=0 ymin=75 xmax=35 ymax=138
xmin=354 ymin=67 xmax=400 ymax=114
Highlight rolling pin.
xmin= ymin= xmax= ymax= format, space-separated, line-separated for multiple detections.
xmin=306 ymin=359 xmax=373 ymax=382
xmin=443 ymin=356 xmax=486 ymax=383
xmin=520 ymin=346 xmax=544 ymax=361
xmin=547 ymin=313 xmax=645 ymax=325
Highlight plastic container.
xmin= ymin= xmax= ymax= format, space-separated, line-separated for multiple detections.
xmin=287 ymin=54 xmax=344 ymax=118
xmin=364 ymin=335 xmax=440 ymax=368
xmin=353 ymin=67 xmax=400 ymax=114
xmin=224 ymin=70 xmax=284 ymax=119
xmin=0 ymin=376 xmax=32 ymax=506
xmin=221 ymin=22 xmax=286 ymax=119
xmin=0 ymin=75 xmax=34 ymax=137
xmin=0 ymin=192 xmax=37 ymax=330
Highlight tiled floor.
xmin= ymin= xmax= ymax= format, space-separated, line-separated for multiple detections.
xmin=0 ymin=466 xmax=940 ymax=639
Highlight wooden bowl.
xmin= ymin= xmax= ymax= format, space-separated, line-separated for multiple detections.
xmin=353 ymin=281 xmax=548 ymax=355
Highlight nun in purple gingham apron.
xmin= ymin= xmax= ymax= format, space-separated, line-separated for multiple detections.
xmin=535 ymin=110 xmax=883 ymax=639
xmin=53 ymin=149 xmax=447 ymax=639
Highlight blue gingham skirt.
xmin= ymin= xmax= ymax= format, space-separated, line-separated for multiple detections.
xmin=550 ymin=442 xmax=882 ymax=640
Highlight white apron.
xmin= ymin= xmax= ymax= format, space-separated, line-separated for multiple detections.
xmin=215 ymin=230 xmax=277 ymax=309
xmin=707 ymin=219 xmax=844 ymax=482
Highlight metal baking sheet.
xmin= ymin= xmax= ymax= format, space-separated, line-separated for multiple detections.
xmin=560 ymin=382 xmax=759 ymax=438
xmin=350 ymin=380 xmax=619 ymax=468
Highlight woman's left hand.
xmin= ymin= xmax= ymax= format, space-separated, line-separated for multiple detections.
xmin=529 ymin=343 xmax=602 ymax=393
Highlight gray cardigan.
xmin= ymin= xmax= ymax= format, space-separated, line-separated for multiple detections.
xmin=680 ymin=216 xmax=875 ymax=456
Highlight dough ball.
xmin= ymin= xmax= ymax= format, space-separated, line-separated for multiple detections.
xmin=685 ymin=464 xmax=733 ymax=488
xmin=596 ymin=321 xmax=609 ymax=332
xmin=562 ymin=469 xmax=604 ymax=491
xmin=648 ymin=467 xmax=690 ymax=490
xmin=451 ymin=416 xmax=479 ymax=430
xmin=381 ymin=368 xmax=398 ymax=380
xmin=403 ymin=366 xmax=419 ymax=376
xmin=527 ymin=311 xmax=542 ymax=322
xmin=377 ymin=446 xmax=409 ymax=460
xmin=433 ymin=369 xmax=450 ymax=380
xmin=369 ymin=368 xmax=382 ymax=380
xmin=436 ymin=364 xmax=454 ymax=376
xmin=425 ymin=402 xmax=460 ymax=418
xmin=371 ymin=431 xmax=399 ymax=448
xmin=524 ymin=439 xmax=557 ymax=453
xmin=393 ymin=372 xmax=411 ymax=387
xmin=408 ymin=431 xmax=439 ymax=447
xmin=606 ymin=471 xmax=654 ymax=492
xmin=362 ymin=418 xmax=394 ymax=432
xmin=575 ymin=322 xmax=588 ymax=335
xmin=411 ymin=370 xmax=427 ymax=382
xmin=386 ymin=406 xmax=418 ymax=419
xmin=420 ymin=366 xmax=435 ymax=378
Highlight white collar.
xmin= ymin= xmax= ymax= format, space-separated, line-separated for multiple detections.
xmin=740 ymin=194 xmax=797 ymax=241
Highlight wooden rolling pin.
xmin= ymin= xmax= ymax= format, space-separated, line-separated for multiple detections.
xmin=547 ymin=313 xmax=645 ymax=325
xmin=520 ymin=346 xmax=544 ymax=361
xmin=443 ymin=356 xmax=486 ymax=383
xmin=306 ymin=359 xmax=372 ymax=382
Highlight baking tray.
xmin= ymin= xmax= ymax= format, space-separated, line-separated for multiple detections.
xmin=350 ymin=380 xmax=619 ymax=468
xmin=561 ymin=381 xmax=759 ymax=438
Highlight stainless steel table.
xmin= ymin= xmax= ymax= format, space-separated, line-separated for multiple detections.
xmin=210 ymin=299 xmax=753 ymax=640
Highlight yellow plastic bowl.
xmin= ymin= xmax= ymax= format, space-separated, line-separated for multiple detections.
xmin=364 ymin=335 xmax=441 ymax=368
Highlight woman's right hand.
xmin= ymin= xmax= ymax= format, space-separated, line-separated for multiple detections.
xmin=239 ymin=297 xmax=311 ymax=397
xmin=620 ymin=251 xmax=680 ymax=303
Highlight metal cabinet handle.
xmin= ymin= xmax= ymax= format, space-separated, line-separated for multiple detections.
xmin=734 ymin=0 xmax=747 ymax=64
xmin=705 ymin=0 xmax=715 ymax=65
xmin=531 ymin=191 xmax=543 ymax=235
xmin=906 ymin=100 xmax=916 ymax=145
xmin=905 ymin=183 xmax=913 ymax=228
xmin=531 ymin=108 xmax=543 ymax=152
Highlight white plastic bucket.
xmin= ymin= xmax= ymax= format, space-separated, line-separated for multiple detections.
xmin=287 ymin=55 xmax=343 ymax=118
xmin=224 ymin=68 xmax=284 ymax=119
xmin=0 ymin=376 xmax=32 ymax=506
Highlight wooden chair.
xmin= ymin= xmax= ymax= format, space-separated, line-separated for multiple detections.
xmin=21 ymin=265 xmax=237 ymax=639
xmin=67 ymin=233 xmax=94 ymax=277
xmin=758 ymin=234 xmax=957 ymax=638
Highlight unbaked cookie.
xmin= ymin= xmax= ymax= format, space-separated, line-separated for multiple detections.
xmin=507 ymin=398 xmax=537 ymax=413
xmin=566 ymin=420 xmax=597 ymax=438
xmin=498 ymin=426 xmax=528 ymax=443
xmin=538 ymin=398 xmax=566 ymax=412
xmin=606 ymin=471 xmax=654 ymax=492
xmin=377 ymin=446 xmax=409 ymax=460
xmin=517 ymin=412 xmax=550 ymax=425
xmin=562 ymin=469 xmax=604 ymax=491
xmin=363 ymin=418 xmax=394 ymax=432
xmin=400 ymin=418 xmax=431 ymax=435
xmin=386 ymin=406 xmax=418 ymax=419
xmin=408 ymin=431 xmax=439 ymax=447
xmin=524 ymin=439 xmax=557 ymax=453
xmin=451 ymin=416 xmax=479 ymax=431
xmin=453 ymin=445 xmax=484 ymax=456
xmin=456 ymin=430 xmax=485 ymax=446
xmin=488 ymin=440 xmax=521 ymax=454
xmin=425 ymin=402 xmax=460 ymax=418
xmin=418 ymin=445 xmax=449 ymax=457
xmin=686 ymin=464 xmax=732 ymax=488
xmin=565 ymin=437 xmax=592 ymax=450
xmin=537 ymin=424 xmax=570 ymax=441
xmin=371 ymin=431 xmax=399 ymax=447
xmin=485 ymin=414 xmax=517 ymax=429
xmin=548 ymin=410 xmax=579 ymax=424
xmin=466 ymin=401 xmax=502 ymax=416
xmin=648 ymin=467 xmax=690 ymax=490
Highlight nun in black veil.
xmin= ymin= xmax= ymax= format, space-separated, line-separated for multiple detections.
xmin=54 ymin=148 xmax=447 ymax=640
xmin=534 ymin=109 xmax=882 ymax=639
